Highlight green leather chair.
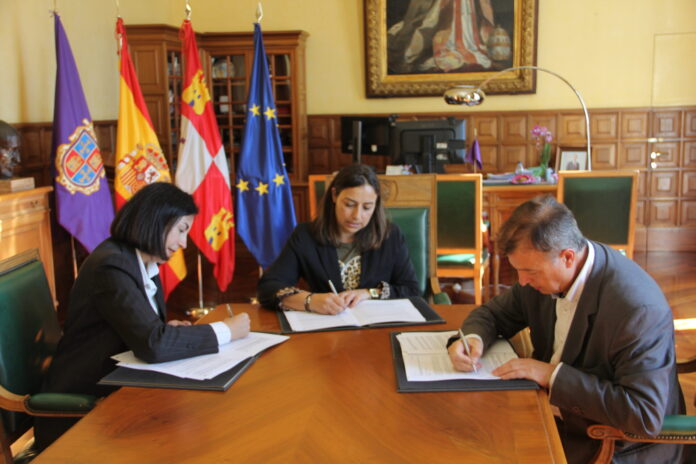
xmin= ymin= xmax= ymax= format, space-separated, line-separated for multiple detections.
xmin=435 ymin=174 xmax=489 ymax=305
xmin=557 ymin=170 xmax=639 ymax=259
xmin=0 ymin=250 xmax=95 ymax=463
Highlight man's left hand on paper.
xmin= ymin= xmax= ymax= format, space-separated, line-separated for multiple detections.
xmin=493 ymin=358 xmax=556 ymax=388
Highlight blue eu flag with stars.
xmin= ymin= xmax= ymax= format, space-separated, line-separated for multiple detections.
xmin=235 ymin=23 xmax=297 ymax=269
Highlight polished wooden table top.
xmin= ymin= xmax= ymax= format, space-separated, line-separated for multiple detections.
xmin=35 ymin=304 xmax=566 ymax=464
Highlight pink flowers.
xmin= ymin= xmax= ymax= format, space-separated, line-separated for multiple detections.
xmin=510 ymin=173 xmax=538 ymax=184
xmin=531 ymin=125 xmax=553 ymax=146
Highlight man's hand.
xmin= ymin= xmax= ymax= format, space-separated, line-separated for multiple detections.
xmin=167 ymin=319 xmax=192 ymax=327
xmin=492 ymin=358 xmax=556 ymax=388
xmin=447 ymin=337 xmax=483 ymax=372
xmin=341 ymin=289 xmax=371 ymax=308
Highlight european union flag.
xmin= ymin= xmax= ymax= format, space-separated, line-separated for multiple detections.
xmin=235 ymin=23 xmax=296 ymax=269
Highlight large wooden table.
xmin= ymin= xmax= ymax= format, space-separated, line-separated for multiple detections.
xmin=35 ymin=304 xmax=566 ymax=463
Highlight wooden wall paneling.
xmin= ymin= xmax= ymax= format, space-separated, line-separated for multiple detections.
xmin=307 ymin=116 xmax=335 ymax=147
xmin=471 ymin=116 xmax=498 ymax=144
xmin=480 ymin=144 xmax=498 ymax=172
xmin=650 ymin=170 xmax=679 ymax=197
xmin=681 ymin=200 xmax=696 ymax=226
xmin=637 ymin=170 xmax=649 ymax=197
xmin=558 ymin=113 xmax=587 ymax=145
xmin=291 ymin=185 xmax=308 ymax=222
xmin=685 ymin=110 xmax=696 ymax=137
xmin=681 ymin=141 xmax=696 ymax=167
xmin=500 ymin=115 xmax=527 ymax=143
xmin=651 ymin=141 xmax=679 ymax=168
xmin=590 ymin=112 xmax=618 ymax=140
xmin=652 ymin=110 xmax=682 ymax=138
xmin=621 ymin=111 xmax=649 ymax=139
xmin=681 ymin=171 xmax=696 ymax=197
xmin=635 ymin=199 xmax=646 ymax=226
xmin=498 ymin=145 xmax=527 ymax=172
xmin=649 ymin=200 xmax=678 ymax=226
xmin=143 ymin=95 xmax=168 ymax=150
xmin=618 ymin=142 xmax=648 ymax=169
xmin=591 ymin=143 xmax=617 ymax=170
xmin=308 ymin=148 xmax=331 ymax=174
xmin=131 ymin=45 xmax=165 ymax=94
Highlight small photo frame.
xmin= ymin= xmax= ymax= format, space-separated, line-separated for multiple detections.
xmin=556 ymin=147 xmax=589 ymax=171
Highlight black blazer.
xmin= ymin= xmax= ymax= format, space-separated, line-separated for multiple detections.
xmin=257 ymin=222 xmax=420 ymax=309
xmin=42 ymin=239 xmax=218 ymax=398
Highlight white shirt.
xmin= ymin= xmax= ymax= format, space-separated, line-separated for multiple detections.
xmin=549 ymin=241 xmax=595 ymax=391
xmin=135 ymin=249 xmax=231 ymax=345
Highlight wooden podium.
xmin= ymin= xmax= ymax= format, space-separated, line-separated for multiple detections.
xmin=0 ymin=186 xmax=55 ymax=300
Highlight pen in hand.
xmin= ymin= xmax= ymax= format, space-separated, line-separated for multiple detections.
xmin=459 ymin=329 xmax=478 ymax=373
xmin=226 ymin=303 xmax=234 ymax=318
xmin=328 ymin=280 xmax=338 ymax=295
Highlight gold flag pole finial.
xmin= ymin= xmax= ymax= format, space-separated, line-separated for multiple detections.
xmin=256 ymin=2 xmax=263 ymax=23
xmin=185 ymin=0 xmax=192 ymax=20
xmin=115 ymin=0 xmax=122 ymax=55
xmin=115 ymin=0 xmax=120 ymax=17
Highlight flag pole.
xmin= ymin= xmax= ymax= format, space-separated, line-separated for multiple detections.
xmin=186 ymin=251 xmax=214 ymax=319
xmin=70 ymin=236 xmax=78 ymax=279
xmin=473 ymin=128 xmax=478 ymax=174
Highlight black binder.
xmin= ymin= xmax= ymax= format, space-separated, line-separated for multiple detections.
xmin=390 ymin=332 xmax=538 ymax=392
xmin=277 ymin=296 xmax=445 ymax=334
xmin=98 ymin=355 xmax=258 ymax=392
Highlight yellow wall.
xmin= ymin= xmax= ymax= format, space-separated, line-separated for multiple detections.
xmin=2 ymin=0 xmax=696 ymax=124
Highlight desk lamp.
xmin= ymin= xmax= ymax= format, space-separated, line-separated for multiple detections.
xmin=443 ymin=66 xmax=592 ymax=170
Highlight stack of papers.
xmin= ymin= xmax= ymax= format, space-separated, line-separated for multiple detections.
xmin=284 ymin=299 xmax=426 ymax=332
xmin=396 ymin=331 xmax=518 ymax=382
xmin=111 ymin=332 xmax=288 ymax=380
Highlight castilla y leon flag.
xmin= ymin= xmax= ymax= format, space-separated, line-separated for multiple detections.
xmin=175 ymin=19 xmax=234 ymax=292
xmin=235 ymin=23 xmax=296 ymax=269
xmin=114 ymin=17 xmax=184 ymax=299
xmin=52 ymin=12 xmax=114 ymax=253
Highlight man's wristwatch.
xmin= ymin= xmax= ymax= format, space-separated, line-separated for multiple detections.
xmin=368 ymin=288 xmax=380 ymax=299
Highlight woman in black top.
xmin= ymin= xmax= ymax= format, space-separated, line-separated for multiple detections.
xmin=258 ymin=164 xmax=419 ymax=314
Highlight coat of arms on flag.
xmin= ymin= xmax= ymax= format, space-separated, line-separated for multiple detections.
xmin=54 ymin=120 xmax=107 ymax=195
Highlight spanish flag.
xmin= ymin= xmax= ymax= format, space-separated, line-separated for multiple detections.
xmin=114 ymin=17 xmax=185 ymax=299
xmin=175 ymin=19 xmax=235 ymax=292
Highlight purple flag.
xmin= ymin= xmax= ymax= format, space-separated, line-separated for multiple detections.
xmin=466 ymin=138 xmax=483 ymax=170
xmin=52 ymin=13 xmax=114 ymax=252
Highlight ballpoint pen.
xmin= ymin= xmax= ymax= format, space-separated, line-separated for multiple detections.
xmin=328 ymin=280 xmax=338 ymax=295
xmin=459 ymin=329 xmax=478 ymax=373
xmin=226 ymin=303 xmax=234 ymax=318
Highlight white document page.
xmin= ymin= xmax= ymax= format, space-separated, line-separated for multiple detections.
xmin=111 ymin=332 xmax=289 ymax=380
xmin=396 ymin=331 xmax=518 ymax=382
xmin=283 ymin=298 xmax=425 ymax=332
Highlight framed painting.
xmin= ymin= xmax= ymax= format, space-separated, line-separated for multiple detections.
xmin=365 ymin=0 xmax=538 ymax=98
xmin=556 ymin=147 xmax=589 ymax=172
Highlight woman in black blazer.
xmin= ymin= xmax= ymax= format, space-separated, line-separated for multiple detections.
xmin=35 ymin=183 xmax=250 ymax=450
xmin=258 ymin=164 xmax=419 ymax=314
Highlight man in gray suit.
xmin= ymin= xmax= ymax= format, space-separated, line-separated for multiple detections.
xmin=448 ymin=195 xmax=683 ymax=464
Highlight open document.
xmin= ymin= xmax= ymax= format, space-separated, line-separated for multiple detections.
xmin=396 ymin=331 xmax=517 ymax=382
xmin=111 ymin=332 xmax=288 ymax=381
xmin=283 ymin=299 xmax=426 ymax=332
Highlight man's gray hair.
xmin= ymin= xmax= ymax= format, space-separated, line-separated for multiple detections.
xmin=497 ymin=195 xmax=586 ymax=256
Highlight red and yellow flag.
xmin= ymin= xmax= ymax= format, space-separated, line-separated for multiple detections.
xmin=114 ymin=17 xmax=186 ymax=299
xmin=175 ymin=19 xmax=235 ymax=292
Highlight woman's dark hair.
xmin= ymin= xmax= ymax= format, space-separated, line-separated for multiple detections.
xmin=111 ymin=182 xmax=198 ymax=260
xmin=312 ymin=164 xmax=389 ymax=251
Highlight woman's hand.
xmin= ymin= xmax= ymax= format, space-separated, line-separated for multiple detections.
xmin=309 ymin=293 xmax=347 ymax=315
xmin=341 ymin=289 xmax=371 ymax=308
xmin=224 ymin=313 xmax=251 ymax=339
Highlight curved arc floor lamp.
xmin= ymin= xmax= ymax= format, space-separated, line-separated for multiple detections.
xmin=443 ymin=65 xmax=592 ymax=171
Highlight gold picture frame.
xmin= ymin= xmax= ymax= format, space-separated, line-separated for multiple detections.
xmin=556 ymin=146 xmax=589 ymax=172
xmin=365 ymin=0 xmax=538 ymax=98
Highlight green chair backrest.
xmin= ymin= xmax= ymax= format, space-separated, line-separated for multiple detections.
xmin=0 ymin=250 xmax=61 ymax=397
xmin=562 ymin=176 xmax=633 ymax=245
xmin=437 ymin=179 xmax=476 ymax=249
xmin=387 ymin=207 xmax=430 ymax=298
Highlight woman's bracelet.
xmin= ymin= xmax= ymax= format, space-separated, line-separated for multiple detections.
xmin=304 ymin=293 xmax=314 ymax=312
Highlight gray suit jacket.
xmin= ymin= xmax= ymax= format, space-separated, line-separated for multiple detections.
xmin=461 ymin=241 xmax=683 ymax=464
